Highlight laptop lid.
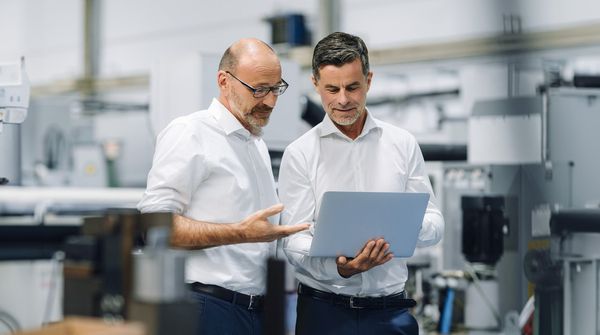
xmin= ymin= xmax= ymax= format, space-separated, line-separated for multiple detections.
xmin=308 ymin=191 xmax=429 ymax=258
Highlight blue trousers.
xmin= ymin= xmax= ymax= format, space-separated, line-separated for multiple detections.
xmin=190 ymin=290 xmax=264 ymax=335
xmin=296 ymin=294 xmax=419 ymax=335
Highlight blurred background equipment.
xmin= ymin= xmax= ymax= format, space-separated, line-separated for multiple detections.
xmin=0 ymin=58 xmax=30 ymax=187
xmin=461 ymin=195 xmax=509 ymax=330
xmin=5 ymin=1 xmax=600 ymax=334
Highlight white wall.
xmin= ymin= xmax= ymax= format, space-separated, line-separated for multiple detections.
xmin=0 ymin=0 xmax=82 ymax=84
xmin=0 ymin=0 xmax=318 ymax=84
xmin=342 ymin=0 xmax=600 ymax=49
xmin=4 ymin=0 xmax=600 ymax=85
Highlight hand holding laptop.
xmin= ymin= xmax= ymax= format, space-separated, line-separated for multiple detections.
xmin=336 ymin=238 xmax=394 ymax=278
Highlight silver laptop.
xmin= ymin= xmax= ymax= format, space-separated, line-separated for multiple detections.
xmin=308 ymin=191 xmax=430 ymax=258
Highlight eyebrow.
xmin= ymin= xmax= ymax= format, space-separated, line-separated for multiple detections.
xmin=254 ymin=79 xmax=285 ymax=87
xmin=324 ymin=81 xmax=361 ymax=89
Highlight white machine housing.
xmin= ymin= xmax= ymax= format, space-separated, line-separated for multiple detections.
xmin=0 ymin=58 xmax=30 ymax=186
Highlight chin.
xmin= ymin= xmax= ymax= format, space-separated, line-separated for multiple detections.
xmin=334 ymin=117 xmax=358 ymax=126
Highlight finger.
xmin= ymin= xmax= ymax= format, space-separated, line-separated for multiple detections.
xmin=276 ymin=223 xmax=310 ymax=236
xmin=259 ymin=203 xmax=284 ymax=218
xmin=336 ymin=256 xmax=347 ymax=266
xmin=362 ymin=240 xmax=377 ymax=257
xmin=369 ymin=239 xmax=385 ymax=259
xmin=356 ymin=240 xmax=375 ymax=258
xmin=375 ymin=243 xmax=390 ymax=262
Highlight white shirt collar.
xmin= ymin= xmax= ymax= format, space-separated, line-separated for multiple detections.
xmin=208 ymin=98 xmax=253 ymax=139
xmin=318 ymin=109 xmax=382 ymax=140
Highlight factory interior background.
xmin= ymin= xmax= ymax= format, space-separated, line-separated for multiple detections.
xmin=2 ymin=0 xmax=600 ymax=334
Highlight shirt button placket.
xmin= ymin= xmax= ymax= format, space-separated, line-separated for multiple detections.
xmin=248 ymin=139 xmax=268 ymax=214
xmin=351 ymin=141 xmax=360 ymax=190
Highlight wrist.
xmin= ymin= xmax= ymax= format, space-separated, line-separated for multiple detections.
xmin=232 ymin=221 xmax=248 ymax=242
xmin=337 ymin=266 xmax=355 ymax=278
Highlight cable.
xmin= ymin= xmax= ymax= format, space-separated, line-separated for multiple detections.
xmin=0 ymin=309 xmax=21 ymax=333
xmin=464 ymin=262 xmax=502 ymax=326
xmin=43 ymin=251 xmax=65 ymax=326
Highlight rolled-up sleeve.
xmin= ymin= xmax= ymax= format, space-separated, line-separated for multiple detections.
xmin=279 ymin=147 xmax=342 ymax=281
xmin=137 ymin=123 xmax=206 ymax=214
xmin=405 ymin=136 xmax=445 ymax=247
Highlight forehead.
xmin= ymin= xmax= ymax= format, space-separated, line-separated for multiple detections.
xmin=236 ymin=57 xmax=282 ymax=86
xmin=316 ymin=59 xmax=365 ymax=85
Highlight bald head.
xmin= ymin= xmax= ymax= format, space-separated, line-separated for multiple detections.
xmin=216 ymin=38 xmax=283 ymax=136
xmin=219 ymin=38 xmax=278 ymax=73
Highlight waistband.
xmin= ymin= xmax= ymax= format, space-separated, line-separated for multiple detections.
xmin=298 ymin=283 xmax=416 ymax=309
xmin=188 ymin=282 xmax=263 ymax=310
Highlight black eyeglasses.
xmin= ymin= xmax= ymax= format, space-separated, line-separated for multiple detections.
xmin=226 ymin=71 xmax=289 ymax=98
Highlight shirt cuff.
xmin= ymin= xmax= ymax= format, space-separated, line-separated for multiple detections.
xmin=323 ymin=257 xmax=344 ymax=279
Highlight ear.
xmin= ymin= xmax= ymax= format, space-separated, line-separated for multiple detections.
xmin=366 ymin=71 xmax=373 ymax=91
xmin=311 ymin=75 xmax=318 ymax=90
xmin=217 ymin=70 xmax=228 ymax=91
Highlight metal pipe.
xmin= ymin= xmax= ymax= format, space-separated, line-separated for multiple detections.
xmin=318 ymin=0 xmax=340 ymax=40
xmin=541 ymin=90 xmax=553 ymax=179
xmin=83 ymin=0 xmax=101 ymax=95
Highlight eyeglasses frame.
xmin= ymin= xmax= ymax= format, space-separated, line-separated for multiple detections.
xmin=225 ymin=71 xmax=289 ymax=98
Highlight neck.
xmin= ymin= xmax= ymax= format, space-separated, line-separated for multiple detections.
xmin=218 ymin=95 xmax=260 ymax=136
xmin=336 ymin=112 xmax=367 ymax=140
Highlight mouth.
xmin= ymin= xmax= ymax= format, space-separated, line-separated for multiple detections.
xmin=254 ymin=111 xmax=272 ymax=118
xmin=334 ymin=107 xmax=357 ymax=113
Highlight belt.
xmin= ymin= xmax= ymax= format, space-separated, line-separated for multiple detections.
xmin=298 ymin=283 xmax=416 ymax=309
xmin=188 ymin=282 xmax=263 ymax=310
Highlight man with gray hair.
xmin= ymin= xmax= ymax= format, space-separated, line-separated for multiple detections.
xmin=279 ymin=32 xmax=444 ymax=334
xmin=138 ymin=38 xmax=308 ymax=334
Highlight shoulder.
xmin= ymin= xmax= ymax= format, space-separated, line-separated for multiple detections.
xmin=285 ymin=124 xmax=322 ymax=154
xmin=375 ymin=118 xmax=418 ymax=146
xmin=158 ymin=110 xmax=213 ymax=142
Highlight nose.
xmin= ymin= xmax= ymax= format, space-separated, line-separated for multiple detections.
xmin=337 ymin=89 xmax=350 ymax=106
xmin=262 ymin=90 xmax=278 ymax=108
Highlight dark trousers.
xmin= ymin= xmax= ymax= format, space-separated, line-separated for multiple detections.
xmin=189 ymin=290 xmax=264 ymax=335
xmin=296 ymin=293 xmax=419 ymax=335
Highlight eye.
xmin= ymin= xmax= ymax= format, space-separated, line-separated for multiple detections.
xmin=326 ymin=87 xmax=339 ymax=93
xmin=255 ymin=87 xmax=270 ymax=95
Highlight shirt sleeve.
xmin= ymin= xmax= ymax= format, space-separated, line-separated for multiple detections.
xmin=405 ymin=135 xmax=445 ymax=247
xmin=137 ymin=122 xmax=207 ymax=214
xmin=279 ymin=146 xmax=343 ymax=281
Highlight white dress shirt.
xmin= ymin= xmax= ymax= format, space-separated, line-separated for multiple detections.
xmin=138 ymin=98 xmax=279 ymax=295
xmin=279 ymin=111 xmax=444 ymax=297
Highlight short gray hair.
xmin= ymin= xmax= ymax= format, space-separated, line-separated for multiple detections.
xmin=312 ymin=32 xmax=370 ymax=81
xmin=218 ymin=46 xmax=237 ymax=72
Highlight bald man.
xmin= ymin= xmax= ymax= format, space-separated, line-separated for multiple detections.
xmin=138 ymin=38 xmax=309 ymax=334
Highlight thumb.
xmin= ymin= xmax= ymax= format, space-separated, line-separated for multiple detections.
xmin=259 ymin=203 xmax=284 ymax=218
xmin=278 ymin=223 xmax=310 ymax=235
xmin=336 ymin=256 xmax=347 ymax=266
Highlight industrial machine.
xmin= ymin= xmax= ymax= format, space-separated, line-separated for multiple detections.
xmin=0 ymin=58 xmax=30 ymax=186
xmin=453 ymin=85 xmax=600 ymax=334
xmin=439 ymin=164 xmax=522 ymax=332
xmin=461 ymin=195 xmax=510 ymax=330
xmin=525 ymin=209 xmax=600 ymax=335
xmin=62 ymin=210 xmax=197 ymax=335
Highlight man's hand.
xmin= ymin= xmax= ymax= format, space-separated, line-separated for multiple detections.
xmin=336 ymin=238 xmax=393 ymax=278
xmin=171 ymin=204 xmax=309 ymax=249
xmin=238 ymin=204 xmax=310 ymax=242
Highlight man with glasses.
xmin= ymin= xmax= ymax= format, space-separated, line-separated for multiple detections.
xmin=279 ymin=32 xmax=444 ymax=334
xmin=138 ymin=38 xmax=308 ymax=335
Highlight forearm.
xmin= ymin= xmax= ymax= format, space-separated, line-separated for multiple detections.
xmin=170 ymin=214 xmax=244 ymax=249
xmin=283 ymin=232 xmax=341 ymax=281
